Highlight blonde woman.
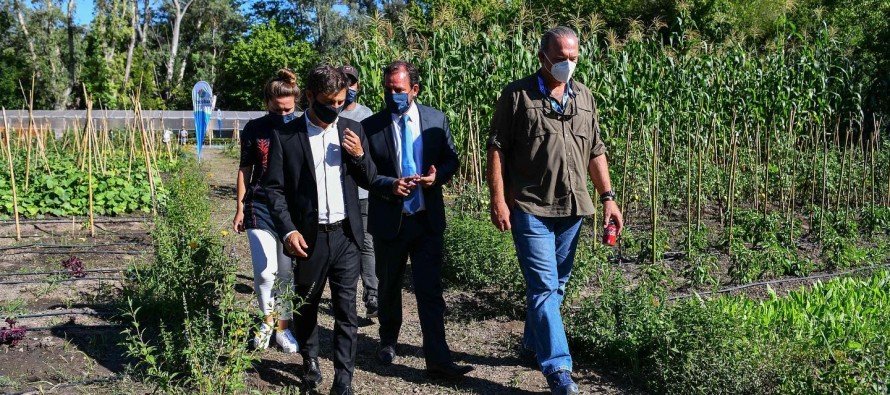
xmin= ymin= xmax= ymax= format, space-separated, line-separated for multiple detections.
xmin=233 ymin=69 xmax=301 ymax=352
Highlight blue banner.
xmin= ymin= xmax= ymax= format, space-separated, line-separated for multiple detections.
xmin=192 ymin=81 xmax=213 ymax=160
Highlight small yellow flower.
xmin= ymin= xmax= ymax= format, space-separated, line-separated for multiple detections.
xmin=220 ymin=230 xmax=229 ymax=237
xmin=189 ymin=240 xmax=199 ymax=249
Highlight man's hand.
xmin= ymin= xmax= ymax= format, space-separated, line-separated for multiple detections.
xmin=233 ymin=211 xmax=245 ymax=234
xmin=603 ymin=200 xmax=623 ymax=234
xmin=417 ymin=165 xmax=437 ymax=188
xmin=392 ymin=176 xmax=420 ymax=197
xmin=490 ymin=200 xmax=511 ymax=231
xmin=342 ymin=128 xmax=363 ymax=158
xmin=285 ymin=231 xmax=309 ymax=258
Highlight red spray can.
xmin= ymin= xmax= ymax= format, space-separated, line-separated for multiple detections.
xmin=602 ymin=219 xmax=617 ymax=246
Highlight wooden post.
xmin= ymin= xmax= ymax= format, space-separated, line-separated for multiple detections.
xmin=2 ymin=108 xmax=21 ymax=240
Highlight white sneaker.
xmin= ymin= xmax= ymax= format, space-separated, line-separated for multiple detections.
xmin=275 ymin=328 xmax=299 ymax=353
xmin=253 ymin=322 xmax=273 ymax=350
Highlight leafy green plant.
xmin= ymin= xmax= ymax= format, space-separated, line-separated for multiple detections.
xmin=442 ymin=211 xmax=522 ymax=304
xmin=120 ymin=159 xmax=254 ymax=393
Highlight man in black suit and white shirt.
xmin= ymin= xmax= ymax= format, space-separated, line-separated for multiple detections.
xmin=264 ymin=65 xmax=376 ymax=395
xmin=361 ymin=60 xmax=472 ymax=380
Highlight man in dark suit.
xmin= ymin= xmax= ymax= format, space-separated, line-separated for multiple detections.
xmin=264 ymin=65 xmax=376 ymax=395
xmin=361 ymin=60 xmax=472 ymax=380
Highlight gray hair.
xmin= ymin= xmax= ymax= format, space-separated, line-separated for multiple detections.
xmin=539 ymin=26 xmax=578 ymax=54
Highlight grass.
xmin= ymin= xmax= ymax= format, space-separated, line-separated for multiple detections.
xmin=0 ymin=298 xmax=26 ymax=316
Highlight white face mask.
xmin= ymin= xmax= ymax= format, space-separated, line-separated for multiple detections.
xmin=543 ymin=53 xmax=577 ymax=84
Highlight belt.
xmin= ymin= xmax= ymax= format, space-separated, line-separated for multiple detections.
xmin=318 ymin=220 xmax=344 ymax=232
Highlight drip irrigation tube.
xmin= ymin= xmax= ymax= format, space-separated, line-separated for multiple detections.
xmin=2 ymin=310 xmax=115 ymax=320
xmin=0 ymin=242 xmax=150 ymax=251
xmin=9 ymin=375 xmax=122 ymax=395
xmin=667 ymin=263 xmax=890 ymax=301
xmin=0 ymin=276 xmax=122 ymax=286
xmin=0 ymin=268 xmax=125 ymax=278
xmin=0 ymin=217 xmax=151 ymax=225
xmin=18 ymin=249 xmax=151 ymax=255
xmin=24 ymin=324 xmax=124 ymax=331
xmin=0 ymin=230 xmax=150 ymax=239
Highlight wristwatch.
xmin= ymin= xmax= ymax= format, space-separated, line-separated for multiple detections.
xmin=599 ymin=190 xmax=616 ymax=203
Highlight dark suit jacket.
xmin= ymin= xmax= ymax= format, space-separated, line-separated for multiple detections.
xmin=263 ymin=113 xmax=376 ymax=259
xmin=361 ymin=104 xmax=459 ymax=240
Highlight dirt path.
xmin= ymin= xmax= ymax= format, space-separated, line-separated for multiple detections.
xmin=201 ymin=147 xmax=638 ymax=395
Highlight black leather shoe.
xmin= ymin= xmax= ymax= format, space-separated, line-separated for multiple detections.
xmin=329 ymin=382 xmax=354 ymax=395
xmin=425 ymin=362 xmax=474 ymax=380
xmin=302 ymin=357 xmax=323 ymax=388
xmin=376 ymin=344 xmax=396 ymax=366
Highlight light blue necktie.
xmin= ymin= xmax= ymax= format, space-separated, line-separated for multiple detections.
xmin=400 ymin=114 xmax=421 ymax=214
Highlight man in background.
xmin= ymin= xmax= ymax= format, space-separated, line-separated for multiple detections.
xmin=338 ymin=64 xmax=378 ymax=319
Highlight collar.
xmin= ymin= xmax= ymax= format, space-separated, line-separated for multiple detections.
xmin=305 ymin=114 xmax=337 ymax=136
xmin=537 ymin=73 xmax=575 ymax=113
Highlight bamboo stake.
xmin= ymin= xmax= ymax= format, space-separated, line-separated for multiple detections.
xmin=19 ymin=80 xmax=33 ymax=192
xmin=619 ymin=116 xmax=633 ymax=220
xmin=2 ymin=108 xmax=21 ymax=240
xmin=686 ymin=117 xmax=693 ymax=254
xmin=473 ymin=113 xmax=483 ymax=193
xmin=696 ymin=119 xmax=704 ymax=233
xmin=728 ymin=115 xmax=738 ymax=251
xmin=650 ymin=123 xmax=658 ymax=267
xmin=838 ymin=119 xmax=850 ymax=214
xmin=83 ymin=86 xmax=96 ymax=238
xmin=870 ymin=119 xmax=876 ymax=209
xmin=819 ymin=120 xmax=831 ymax=238
xmin=134 ymin=99 xmax=157 ymax=214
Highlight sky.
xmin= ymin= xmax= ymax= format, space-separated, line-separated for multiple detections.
xmin=73 ymin=1 xmax=94 ymax=25
xmin=72 ymin=1 xmax=349 ymax=26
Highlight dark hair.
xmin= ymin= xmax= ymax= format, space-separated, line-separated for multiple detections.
xmin=305 ymin=64 xmax=349 ymax=96
xmin=539 ymin=26 xmax=578 ymax=54
xmin=263 ymin=68 xmax=300 ymax=102
xmin=383 ymin=61 xmax=420 ymax=88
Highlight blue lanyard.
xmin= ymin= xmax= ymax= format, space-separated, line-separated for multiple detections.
xmin=537 ymin=75 xmax=574 ymax=114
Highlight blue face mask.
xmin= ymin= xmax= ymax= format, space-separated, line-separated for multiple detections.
xmin=271 ymin=111 xmax=297 ymax=124
xmin=345 ymin=88 xmax=358 ymax=106
xmin=384 ymin=92 xmax=411 ymax=114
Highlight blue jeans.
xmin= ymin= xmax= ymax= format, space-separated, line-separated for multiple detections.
xmin=511 ymin=209 xmax=582 ymax=376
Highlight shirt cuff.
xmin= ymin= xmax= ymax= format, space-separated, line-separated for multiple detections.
xmin=284 ymin=230 xmax=299 ymax=243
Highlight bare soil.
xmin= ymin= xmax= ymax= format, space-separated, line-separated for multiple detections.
xmin=0 ymin=219 xmax=151 ymax=394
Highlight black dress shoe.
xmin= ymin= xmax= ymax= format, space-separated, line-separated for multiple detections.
xmin=376 ymin=344 xmax=396 ymax=366
xmin=302 ymin=356 xmax=323 ymax=388
xmin=425 ymin=362 xmax=474 ymax=380
xmin=329 ymin=382 xmax=354 ymax=395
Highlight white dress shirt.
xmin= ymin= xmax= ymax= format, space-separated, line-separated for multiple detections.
xmin=306 ymin=116 xmax=346 ymax=224
xmin=390 ymin=102 xmax=425 ymax=212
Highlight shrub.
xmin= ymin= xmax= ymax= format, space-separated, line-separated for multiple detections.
xmin=120 ymin=160 xmax=254 ymax=393
xmin=442 ymin=212 xmax=523 ymax=303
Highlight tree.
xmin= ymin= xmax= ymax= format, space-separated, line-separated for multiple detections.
xmin=218 ymin=21 xmax=317 ymax=110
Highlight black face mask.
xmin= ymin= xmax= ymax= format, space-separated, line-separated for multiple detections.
xmin=312 ymin=99 xmax=343 ymax=124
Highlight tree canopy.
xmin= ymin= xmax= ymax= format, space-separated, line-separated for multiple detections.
xmin=0 ymin=0 xmax=886 ymax=112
